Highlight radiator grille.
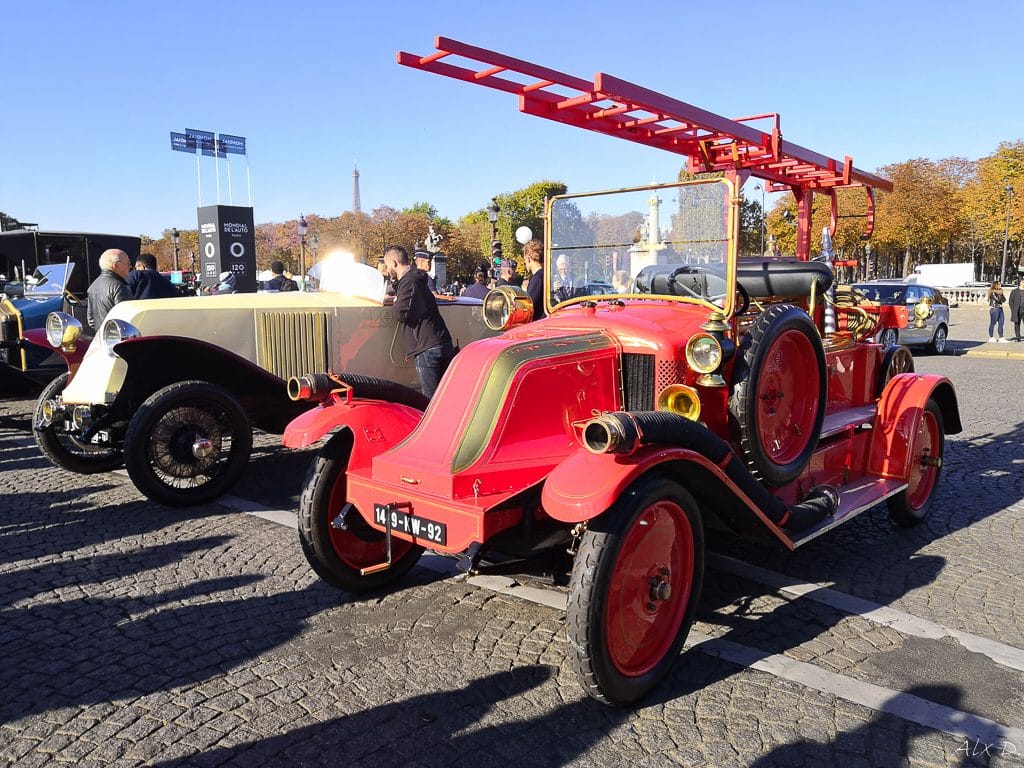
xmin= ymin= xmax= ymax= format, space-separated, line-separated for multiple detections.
xmin=622 ymin=353 xmax=655 ymax=411
xmin=256 ymin=311 xmax=330 ymax=380
xmin=657 ymin=360 xmax=687 ymax=391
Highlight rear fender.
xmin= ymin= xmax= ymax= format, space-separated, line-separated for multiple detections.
xmin=541 ymin=445 xmax=790 ymax=545
xmin=869 ymin=373 xmax=961 ymax=480
xmin=282 ymin=395 xmax=424 ymax=469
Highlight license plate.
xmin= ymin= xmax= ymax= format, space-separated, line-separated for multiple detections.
xmin=373 ymin=503 xmax=447 ymax=545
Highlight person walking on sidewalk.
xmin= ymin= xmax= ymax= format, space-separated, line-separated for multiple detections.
xmin=987 ymin=281 xmax=1008 ymax=342
xmin=1009 ymin=278 xmax=1024 ymax=342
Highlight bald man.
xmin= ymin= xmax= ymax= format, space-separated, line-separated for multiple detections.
xmin=87 ymin=248 xmax=131 ymax=330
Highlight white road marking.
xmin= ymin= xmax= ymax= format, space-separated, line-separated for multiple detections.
xmin=707 ymin=552 xmax=1024 ymax=674
xmin=687 ymin=631 xmax=1024 ymax=752
xmin=233 ymin=496 xmax=1024 ymax=749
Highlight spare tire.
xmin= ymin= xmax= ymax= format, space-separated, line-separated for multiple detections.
xmin=729 ymin=304 xmax=826 ymax=486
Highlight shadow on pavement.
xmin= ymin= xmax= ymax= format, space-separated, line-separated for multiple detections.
xmin=0 ymin=577 xmax=373 ymax=725
xmin=747 ymin=685 xmax=1008 ymax=768
xmin=150 ymin=666 xmax=643 ymax=768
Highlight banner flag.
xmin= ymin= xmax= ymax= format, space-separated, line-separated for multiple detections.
xmin=170 ymin=132 xmax=195 ymax=153
xmin=186 ymin=128 xmax=216 ymax=156
xmin=218 ymin=134 xmax=246 ymax=155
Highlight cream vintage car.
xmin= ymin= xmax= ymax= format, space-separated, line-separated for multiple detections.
xmin=36 ymin=259 xmax=492 ymax=506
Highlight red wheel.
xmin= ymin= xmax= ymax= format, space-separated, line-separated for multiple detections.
xmin=298 ymin=433 xmax=423 ymax=592
xmin=753 ymin=329 xmax=821 ymax=466
xmin=887 ymin=399 xmax=944 ymax=527
xmin=567 ymin=475 xmax=704 ymax=705
xmin=730 ymin=304 xmax=826 ymax=485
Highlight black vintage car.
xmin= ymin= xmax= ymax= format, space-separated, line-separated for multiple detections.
xmin=0 ymin=231 xmax=141 ymax=386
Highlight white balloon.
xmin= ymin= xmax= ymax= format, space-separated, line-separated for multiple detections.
xmin=515 ymin=226 xmax=533 ymax=245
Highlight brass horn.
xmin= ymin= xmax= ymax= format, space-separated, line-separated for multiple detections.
xmin=656 ymin=384 xmax=701 ymax=421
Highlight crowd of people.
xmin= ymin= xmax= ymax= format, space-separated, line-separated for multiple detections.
xmin=86 ymin=249 xmax=177 ymax=331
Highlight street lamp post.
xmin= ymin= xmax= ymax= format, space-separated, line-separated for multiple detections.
xmin=170 ymin=228 xmax=180 ymax=272
xmin=297 ymin=214 xmax=309 ymax=290
xmin=486 ymin=199 xmax=500 ymax=280
xmin=754 ymin=184 xmax=765 ymax=257
xmin=1001 ymin=185 xmax=1014 ymax=284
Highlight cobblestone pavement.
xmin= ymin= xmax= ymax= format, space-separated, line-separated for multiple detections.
xmin=1 ymin=341 xmax=1023 ymax=767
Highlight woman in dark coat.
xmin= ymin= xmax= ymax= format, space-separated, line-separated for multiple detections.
xmin=987 ymin=281 xmax=1007 ymax=342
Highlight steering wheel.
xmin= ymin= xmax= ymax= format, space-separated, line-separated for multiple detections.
xmin=668 ymin=266 xmax=750 ymax=316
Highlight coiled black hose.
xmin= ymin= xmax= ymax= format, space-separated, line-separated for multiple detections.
xmin=583 ymin=410 xmax=835 ymax=533
xmin=288 ymin=372 xmax=430 ymax=411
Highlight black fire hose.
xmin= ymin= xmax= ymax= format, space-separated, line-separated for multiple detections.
xmin=582 ymin=411 xmax=836 ymax=533
xmin=287 ymin=372 xmax=430 ymax=411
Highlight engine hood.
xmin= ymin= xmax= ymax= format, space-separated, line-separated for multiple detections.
xmin=368 ymin=299 xmax=716 ymax=500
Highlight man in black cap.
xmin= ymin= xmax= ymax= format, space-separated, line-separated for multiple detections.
xmin=384 ymin=245 xmax=454 ymax=397
xmin=414 ymin=250 xmax=437 ymax=293
xmin=495 ymin=259 xmax=517 ymax=287
xmin=462 ymin=267 xmax=490 ymax=299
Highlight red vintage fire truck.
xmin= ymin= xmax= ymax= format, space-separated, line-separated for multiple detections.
xmin=282 ymin=38 xmax=960 ymax=705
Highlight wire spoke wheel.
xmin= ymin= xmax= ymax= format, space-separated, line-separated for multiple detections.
xmin=33 ymin=372 xmax=123 ymax=473
xmin=125 ymin=380 xmax=251 ymax=506
xmin=567 ymin=475 xmax=703 ymax=705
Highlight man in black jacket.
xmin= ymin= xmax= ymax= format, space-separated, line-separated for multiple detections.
xmin=267 ymin=260 xmax=298 ymax=291
xmin=384 ymin=245 xmax=453 ymax=397
xmin=126 ymin=253 xmax=177 ymax=299
xmin=1010 ymin=278 xmax=1024 ymax=342
xmin=87 ymin=249 xmax=131 ymax=331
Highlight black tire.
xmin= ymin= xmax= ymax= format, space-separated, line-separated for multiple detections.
xmin=876 ymin=345 xmax=915 ymax=398
xmin=567 ymin=474 xmax=704 ymax=706
xmin=33 ymin=372 xmax=124 ymax=474
xmin=729 ymin=304 xmax=826 ymax=486
xmin=298 ymin=432 xmax=424 ymax=593
xmin=124 ymin=380 xmax=252 ymax=506
xmin=887 ymin=399 xmax=944 ymax=527
xmin=927 ymin=324 xmax=948 ymax=355
xmin=879 ymin=327 xmax=899 ymax=347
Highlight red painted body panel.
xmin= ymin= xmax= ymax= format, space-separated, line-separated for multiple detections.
xmin=281 ymin=396 xmax=423 ymax=460
xmin=824 ymin=343 xmax=879 ymax=410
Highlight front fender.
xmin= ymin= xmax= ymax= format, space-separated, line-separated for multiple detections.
xmin=543 ymin=445 xmax=740 ymax=521
xmin=282 ymin=396 xmax=424 ymax=469
xmin=24 ymin=328 xmax=90 ymax=369
xmin=113 ymin=335 xmax=303 ymax=432
xmin=869 ymin=373 xmax=960 ymax=480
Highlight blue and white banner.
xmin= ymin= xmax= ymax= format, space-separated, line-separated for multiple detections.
xmin=218 ymin=134 xmax=246 ymax=156
xmin=170 ymin=132 xmax=194 ymax=153
xmin=186 ymin=128 xmax=216 ymax=156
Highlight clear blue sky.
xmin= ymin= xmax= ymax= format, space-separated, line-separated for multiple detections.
xmin=2 ymin=1 xmax=1021 ymax=238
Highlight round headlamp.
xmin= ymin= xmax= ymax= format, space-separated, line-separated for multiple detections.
xmin=45 ymin=312 xmax=82 ymax=350
xmin=685 ymin=334 xmax=723 ymax=374
xmin=482 ymin=286 xmax=534 ymax=332
xmin=101 ymin=318 xmax=141 ymax=356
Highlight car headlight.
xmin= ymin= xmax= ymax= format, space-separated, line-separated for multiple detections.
xmin=685 ymin=334 xmax=723 ymax=374
xmin=101 ymin=318 xmax=141 ymax=355
xmin=45 ymin=312 xmax=83 ymax=350
xmin=482 ymin=286 xmax=534 ymax=331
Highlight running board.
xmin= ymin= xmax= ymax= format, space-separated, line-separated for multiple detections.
xmin=820 ymin=404 xmax=876 ymax=440
xmin=787 ymin=476 xmax=907 ymax=548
